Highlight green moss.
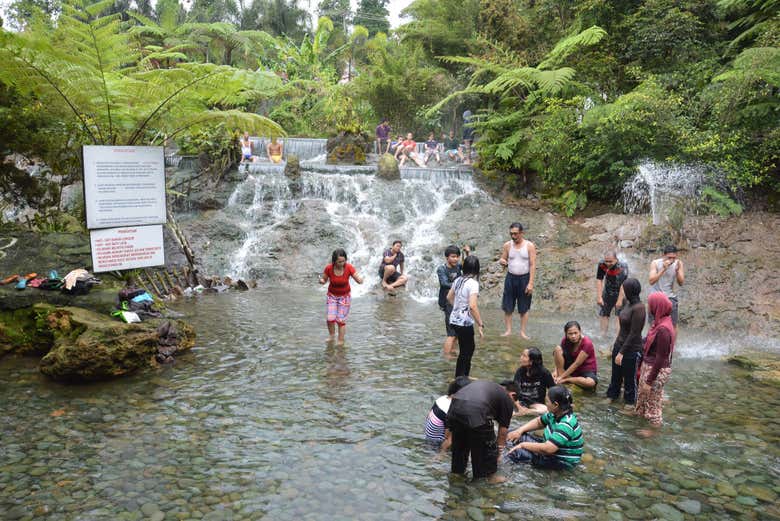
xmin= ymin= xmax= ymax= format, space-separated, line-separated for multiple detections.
xmin=0 ymin=305 xmax=56 ymax=356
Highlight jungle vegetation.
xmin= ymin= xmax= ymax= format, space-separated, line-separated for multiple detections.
xmin=1 ymin=0 xmax=777 ymax=216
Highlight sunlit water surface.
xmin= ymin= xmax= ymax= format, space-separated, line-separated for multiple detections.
xmin=1 ymin=288 xmax=779 ymax=520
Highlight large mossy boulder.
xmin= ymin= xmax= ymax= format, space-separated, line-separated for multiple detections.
xmin=377 ymin=153 xmax=400 ymax=180
xmin=37 ymin=305 xmax=195 ymax=382
xmin=326 ymin=131 xmax=371 ymax=165
xmin=726 ymin=353 xmax=780 ymax=388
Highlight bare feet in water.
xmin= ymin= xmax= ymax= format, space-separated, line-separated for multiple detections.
xmin=637 ymin=428 xmax=658 ymax=438
xmin=519 ymin=331 xmax=530 ymax=340
xmin=500 ymin=330 xmax=512 ymax=337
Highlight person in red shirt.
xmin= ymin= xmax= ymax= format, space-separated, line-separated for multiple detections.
xmin=319 ymin=248 xmax=364 ymax=344
xmin=397 ymin=132 xmax=425 ymax=167
xmin=552 ymin=321 xmax=598 ymax=389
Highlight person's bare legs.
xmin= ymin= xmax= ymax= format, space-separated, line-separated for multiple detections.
xmin=327 ymin=322 xmax=336 ymax=342
xmin=382 ymin=265 xmax=396 ymax=289
xmin=501 ymin=312 xmax=513 ymax=336
xmin=519 ymin=312 xmax=530 ymax=339
xmin=443 ymin=336 xmax=458 ymax=356
xmin=337 ymin=324 xmax=346 ymax=345
xmin=599 ymin=315 xmax=609 ymax=337
xmin=552 ymin=346 xmax=565 ymax=378
xmin=389 ymin=274 xmax=408 ymax=289
xmin=514 ymin=403 xmax=547 ymax=416
xmin=558 ymin=376 xmax=597 ymax=389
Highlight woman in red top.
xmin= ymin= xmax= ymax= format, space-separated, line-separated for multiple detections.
xmin=552 ymin=321 xmax=598 ymax=389
xmin=635 ymin=292 xmax=675 ymax=430
xmin=319 ymin=248 xmax=363 ymax=344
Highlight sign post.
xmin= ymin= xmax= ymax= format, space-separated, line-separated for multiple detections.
xmin=83 ymin=146 xmax=167 ymax=273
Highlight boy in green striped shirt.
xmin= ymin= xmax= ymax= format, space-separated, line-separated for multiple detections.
xmin=505 ymin=385 xmax=583 ymax=469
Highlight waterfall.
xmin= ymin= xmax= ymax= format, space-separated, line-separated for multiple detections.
xmin=623 ymin=161 xmax=706 ymax=225
xmin=227 ymin=169 xmax=484 ymax=300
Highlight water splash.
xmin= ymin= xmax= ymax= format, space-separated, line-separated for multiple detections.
xmin=227 ymin=169 xmax=484 ymax=299
xmin=623 ymin=161 xmax=706 ymax=225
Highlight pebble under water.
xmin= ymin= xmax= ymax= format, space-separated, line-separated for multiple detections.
xmin=1 ymin=288 xmax=779 ymax=521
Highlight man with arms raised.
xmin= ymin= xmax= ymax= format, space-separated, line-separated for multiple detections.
xmin=648 ymin=245 xmax=684 ymax=331
xmin=499 ymin=222 xmax=537 ymax=339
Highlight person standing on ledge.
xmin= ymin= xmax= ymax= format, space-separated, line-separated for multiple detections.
xmin=446 ymin=379 xmax=518 ymax=481
xmin=319 ymin=248 xmax=363 ymax=344
xmin=648 ymin=245 xmax=684 ymax=332
xmin=499 ymin=222 xmax=537 ymax=339
xmin=596 ymin=251 xmax=628 ymax=337
xmin=379 ymin=240 xmax=408 ymax=293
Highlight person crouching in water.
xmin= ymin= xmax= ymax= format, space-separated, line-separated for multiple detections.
xmin=505 ymin=385 xmax=584 ymax=469
xmin=424 ymin=376 xmax=472 ymax=450
xmin=512 ymin=347 xmax=555 ymax=416
xmin=319 ymin=248 xmax=363 ymax=344
xmin=634 ymin=292 xmax=676 ymax=433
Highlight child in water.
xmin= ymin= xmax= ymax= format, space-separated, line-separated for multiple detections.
xmin=424 ymin=376 xmax=472 ymax=449
xmin=505 ymin=385 xmax=584 ymax=469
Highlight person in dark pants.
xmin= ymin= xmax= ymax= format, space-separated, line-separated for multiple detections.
xmin=447 ymin=380 xmax=518 ymax=480
xmin=447 ymin=255 xmax=483 ymax=377
xmin=437 ymin=245 xmax=463 ymax=355
xmin=607 ymin=278 xmax=645 ymax=406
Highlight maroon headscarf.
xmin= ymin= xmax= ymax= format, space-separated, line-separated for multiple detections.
xmin=643 ymin=292 xmax=676 ymax=358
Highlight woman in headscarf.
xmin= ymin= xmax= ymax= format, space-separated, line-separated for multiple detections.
xmin=635 ymin=292 xmax=676 ymax=427
xmin=607 ymin=278 xmax=645 ymax=406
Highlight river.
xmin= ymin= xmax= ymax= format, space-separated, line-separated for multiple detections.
xmin=1 ymin=288 xmax=779 ymax=520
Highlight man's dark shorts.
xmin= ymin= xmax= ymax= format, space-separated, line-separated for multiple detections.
xmin=598 ymin=293 xmax=620 ymax=317
xmin=379 ymin=266 xmax=401 ymax=284
xmin=502 ymin=273 xmax=532 ymax=314
xmin=443 ymin=304 xmax=456 ymax=337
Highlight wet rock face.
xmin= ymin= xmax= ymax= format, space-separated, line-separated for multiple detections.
xmin=376 ymin=153 xmax=400 ymax=180
xmin=326 ymin=132 xmax=371 ymax=165
xmin=37 ymin=306 xmax=195 ymax=382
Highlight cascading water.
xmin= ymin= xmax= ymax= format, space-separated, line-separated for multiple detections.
xmin=227 ymin=168 xmax=485 ymax=300
xmin=623 ymin=161 xmax=706 ymax=225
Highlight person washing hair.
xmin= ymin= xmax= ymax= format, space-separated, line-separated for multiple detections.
xmin=424 ymin=376 xmax=472 ymax=449
xmin=607 ymin=278 xmax=645 ymax=406
xmin=506 ymin=385 xmax=584 ymax=469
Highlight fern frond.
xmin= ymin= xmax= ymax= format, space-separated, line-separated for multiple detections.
xmin=538 ymin=26 xmax=607 ymax=70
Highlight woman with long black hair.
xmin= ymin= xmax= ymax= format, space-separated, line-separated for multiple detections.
xmin=447 ymin=255 xmax=483 ymax=377
xmin=513 ymin=347 xmax=555 ymax=415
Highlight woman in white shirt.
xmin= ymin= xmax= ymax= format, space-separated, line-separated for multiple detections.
xmin=447 ymin=255 xmax=484 ymax=377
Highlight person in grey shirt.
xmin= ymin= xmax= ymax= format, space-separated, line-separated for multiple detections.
xmin=648 ymin=245 xmax=685 ymax=330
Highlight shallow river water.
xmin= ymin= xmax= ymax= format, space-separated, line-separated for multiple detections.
xmin=1 ymin=288 xmax=779 ymax=521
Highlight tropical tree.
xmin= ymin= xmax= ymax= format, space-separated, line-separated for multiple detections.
xmin=0 ymin=0 xmax=284 ymax=153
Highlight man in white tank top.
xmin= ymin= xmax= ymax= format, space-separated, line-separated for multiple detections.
xmin=648 ymin=244 xmax=685 ymax=331
xmin=499 ymin=222 xmax=537 ymax=339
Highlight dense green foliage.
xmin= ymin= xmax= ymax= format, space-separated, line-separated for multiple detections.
xmin=1 ymin=0 xmax=778 ymax=218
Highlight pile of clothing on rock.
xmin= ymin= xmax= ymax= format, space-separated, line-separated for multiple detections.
xmin=0 ymin=268 xmax=101 ymax=294
xmin=112 ymin=287 xmax=162 ymax=324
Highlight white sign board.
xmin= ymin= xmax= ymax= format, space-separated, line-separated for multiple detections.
xmin=83 ymin=146 xmax=166 ymax=229
xmin=90 ymin=225 xmax=165 ymax=272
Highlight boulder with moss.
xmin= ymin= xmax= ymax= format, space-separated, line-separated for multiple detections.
xmin=34 ymin=305 xmax=195 ymax=382
xmin=376 ymin=153 xmax=400 ymax=180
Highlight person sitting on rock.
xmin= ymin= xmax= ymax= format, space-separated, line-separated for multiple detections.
xmin=443 ymin=130 xmax=464 ymax=163
xmin=424 ymin=132 xmax=441 ymax=165
xmin=397 ymin=133 xmax=425 ymax=168
xmin=379 ymin=240 xmax=408 ymax=292
xmin=267 ymin=137 xmax=283 ymax=164
xmin=239 ymin=131 xmax=255 ymax=163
